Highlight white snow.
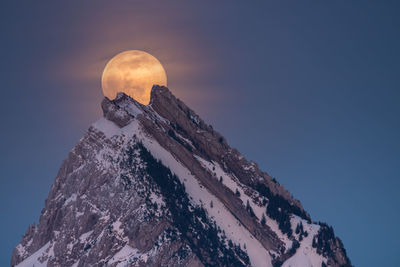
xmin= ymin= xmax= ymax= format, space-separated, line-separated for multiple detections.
xmin=79 ymin=230 xmax=93 ymax=243
xmin=282 ymin=216 xmax=326 ymax=267
xmin=175 ymin=131 xmax=195 ymax=149
xmin=265 ymin=215 xmax=293 ymax=252
xmin=16 ymin=242 xmax=51 ymax=267
xmin=47 ymin=243 xmax=55 ymax=259
xmin=93 ymin=115 xmax=329 ymax=267
xmin=108 ymin=244 xmax=142 ymax=266
xmin=149 ymin=191 xmax=165 ymax=216
xmin=92 ymin=118 xmax=122 ymax=139
xmin=195 ymin=155 xmax=292 ymax=250
xmin=53 ymin=231 xmax=60 ymax=238
xmin=63 ymin=193 xmax=77 ymax=207
xmin=132 ymin=122 xmax=273 ymax=267
xmin=15 ymin=244 xmax=26 ymax=257
xmin=93 ymin=117 xmax=273 ymax=266
xmin=117 ymin=100 xmax=143 ymax=117
xmin=96 ymin=118 xmax=273 ymax=266
xmin=195 ymin=156 xmax=262 ymax=216
xmin=112 ymin=220 xmax=124 ymax=236
xmin=148 ymin=106 xmax=169 ymax=125
xmin=189 ymin=114 xmax=200 ymax=125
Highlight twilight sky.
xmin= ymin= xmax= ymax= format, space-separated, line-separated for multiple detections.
xmin=1 ymin=1 xmax=399 ymax=266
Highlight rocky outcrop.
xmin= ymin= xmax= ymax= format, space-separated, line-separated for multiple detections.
xmin=101 ymin=94 xmax=134 ymax=127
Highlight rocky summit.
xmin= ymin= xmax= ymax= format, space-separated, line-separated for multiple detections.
xmin=11 ymin=86 xmax=352 ymax=267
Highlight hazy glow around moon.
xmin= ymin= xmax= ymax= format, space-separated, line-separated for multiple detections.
xmin=101 ymin=50 xmax=167 ymax=105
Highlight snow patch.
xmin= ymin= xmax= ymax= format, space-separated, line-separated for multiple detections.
xmin=282 ymin=216 xmax=326 ymax=267
xmin=108 ymin=244 xmax=143 ymax=266
xmin=16 ymin=242 xmax=51 ymax=267
xmin=112 ymin=220 xmax=124 ymax=235
xmin=79 ymin=230 xmax=93 ymax=243
xmin=63 ymin=193 xmax=77 ymax=207
xmin=195 ymin=155 xmax=293 ymax=251
xmin=92 ymin=118 xmax=122 ymax=139
xmin=118 ymin=100 xmax=143 ymax=117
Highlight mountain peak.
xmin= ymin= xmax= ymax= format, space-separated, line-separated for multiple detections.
xmin=12 ymin=86 xmax=351 ymax=267
xmin=150 ymin=84 xmax=173 ymax=104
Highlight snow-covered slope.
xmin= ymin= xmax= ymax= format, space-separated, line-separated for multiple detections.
xmin=12 ymin=86 xmax=352 ymax=267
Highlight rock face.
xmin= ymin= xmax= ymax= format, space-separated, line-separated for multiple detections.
xmin=11 ymin=86 xmax=352 ymax=267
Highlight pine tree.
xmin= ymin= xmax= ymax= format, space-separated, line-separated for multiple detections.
xmin=261 ymin=213 xmax=266 ymax=226
xmin=296 ymin=223 xmax=301 ymax=235
xmin=246 ymin=200 xmax=250 ymax=211
xmin=246 ymin=200 xmax=255 ymax=217
xmin=235 ymin=188 xmax=241 ymax=197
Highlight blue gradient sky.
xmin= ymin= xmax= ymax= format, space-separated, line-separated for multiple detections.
xmin=1 ymin=1 xmax=399 ymax=266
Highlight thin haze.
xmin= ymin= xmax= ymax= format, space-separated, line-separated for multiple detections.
xmin=0 ymin=1 xmax=399 ymax=266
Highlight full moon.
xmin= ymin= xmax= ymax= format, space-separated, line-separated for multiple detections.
xmin=101 ymin=50 xmax=167 ymax=105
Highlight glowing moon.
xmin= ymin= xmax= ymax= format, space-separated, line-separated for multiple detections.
xmin=101 ymin=50 xmax=167 ymax=105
